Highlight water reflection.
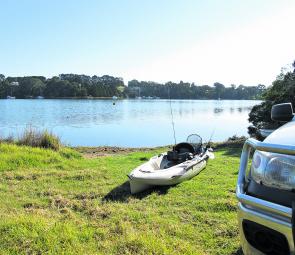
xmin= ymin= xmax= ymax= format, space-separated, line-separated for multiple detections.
xmin=214 ymin=106 xmax=253 ymax=115
xmin=214 ymin=108 xmax=224 ymax=114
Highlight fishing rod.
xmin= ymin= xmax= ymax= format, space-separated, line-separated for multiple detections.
xmin=168 ymin=86 xmax=177 ymax=147
xmin=207 ymin=128 xmax=216 ymax=148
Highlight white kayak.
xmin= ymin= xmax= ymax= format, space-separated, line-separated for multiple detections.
xmin=128 ymin=134 xmax=214 ymax=194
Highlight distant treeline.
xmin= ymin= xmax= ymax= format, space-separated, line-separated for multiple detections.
xmin=0 ymin=73 xmax=266 ymax=99
xmin=128 ymin=80 xmax=265 ymax=99
xmin=0 ymin=74 xmax=125 ymax=98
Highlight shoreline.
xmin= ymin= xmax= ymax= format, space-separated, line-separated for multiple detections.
xmin=73 ymin=137 xmax=246 ymax=157
xmin=74 ymin=145 xmax=170 ymax=157
xmin=0 ymin=97 xmax=262 ymax=100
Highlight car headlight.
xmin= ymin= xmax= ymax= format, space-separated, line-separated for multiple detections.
xmin=251 ymin=150 xmax=295 ymax=190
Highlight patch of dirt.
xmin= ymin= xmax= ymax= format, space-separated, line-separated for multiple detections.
xmin=74 ymin=146 xmax=169 ymax=158
xmin=74 ymin=137 xmax=245 ymax=158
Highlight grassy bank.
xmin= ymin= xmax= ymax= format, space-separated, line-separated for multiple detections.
xmin=0 ymin=143 xmax=242 ymax=254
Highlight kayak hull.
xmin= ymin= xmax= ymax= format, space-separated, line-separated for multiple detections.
xmin=129 ymin=180 xmax=152 ymax=194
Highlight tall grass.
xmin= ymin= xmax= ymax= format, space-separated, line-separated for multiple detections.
xmin=0 ymin=134 xmax=14 ymax=144
xmin=0 ymin=128 xmax=62 ymax=150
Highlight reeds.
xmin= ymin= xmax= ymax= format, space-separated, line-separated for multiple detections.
xmin=0 ymin=128 xmax=62 ymax=150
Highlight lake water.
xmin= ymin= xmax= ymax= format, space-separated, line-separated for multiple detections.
xmin=0 ymin=99 xmax=260 ymax=147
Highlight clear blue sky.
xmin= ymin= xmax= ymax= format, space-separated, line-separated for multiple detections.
xmin=1 ymin=0 xmax=294 ymax=86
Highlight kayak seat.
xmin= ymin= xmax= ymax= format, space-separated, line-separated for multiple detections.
xmin=174 ymin=142 xmax=195 ymax=154
xmin=167 ymin=150 xmax=191 ymax=163
xmin=167 ymin=142 xmax=200 ymax=163
xmin=167 ymin=150 xmax=179 ymax=161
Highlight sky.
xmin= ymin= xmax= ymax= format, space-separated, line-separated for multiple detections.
xmin=0 ymin=0 xmax=295 ymax=86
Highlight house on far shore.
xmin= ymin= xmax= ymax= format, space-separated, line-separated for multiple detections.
xmin=10 ymin=81 xmax=19 ymax=86
xmin=7 ymin=81 xmax=19 ymax=99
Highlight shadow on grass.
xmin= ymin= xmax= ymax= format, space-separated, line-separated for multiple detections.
xmin=217 ymin=147 xmax=242 ymax=158
xmin=231 ymin=247 xmax=243 ymax=255
xmin=102 ymin=181 xmax=172 ymax=202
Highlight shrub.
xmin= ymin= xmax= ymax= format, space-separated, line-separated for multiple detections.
xmin=39 ymin=131 xmax=61 ymax=151
xmin=0 ymin=134 xmax=14 ymax=144
xmin=248 ymin=61 xmax=295 ymax=136
xmin=17 ymin=128 xmax=61 ymax=150
xmin=213 ymin=135 xmax=247 ymax=149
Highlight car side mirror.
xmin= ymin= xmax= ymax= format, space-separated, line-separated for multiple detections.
xmin=271 ymin=103 xmax=294 ymax=122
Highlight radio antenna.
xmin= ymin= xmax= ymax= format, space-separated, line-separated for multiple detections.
xmin=168 ymin=86 xmax=177 ymax=146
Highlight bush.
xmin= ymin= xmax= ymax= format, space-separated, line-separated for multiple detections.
xmin=213 ymin=135 xmax=247 ymax=149
xmin=0 ymin=134 xmax=14 ymax=144
xmin=17 ymin=128 xmax=61 ymax=150
xmin=248 ymin=61 xmax=295 ymax=136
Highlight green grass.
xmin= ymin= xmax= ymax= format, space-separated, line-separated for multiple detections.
xmin=0 ymin=143 xmax=242 ymax=254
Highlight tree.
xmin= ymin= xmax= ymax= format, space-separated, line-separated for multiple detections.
xmin=16 ymin=77 xmax=45 ymax=98
xmin=213 ymin=82 xmax=225 ymax=99
xmin=0 ymin=79 xmax=10 ymax=98
xmin=248 ymin=60 xmax=295 ymax=135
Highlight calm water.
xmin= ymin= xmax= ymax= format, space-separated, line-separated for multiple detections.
xmin=0 ymin=99 xmax=260 ymax=147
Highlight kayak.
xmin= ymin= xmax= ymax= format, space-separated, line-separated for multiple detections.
xmin=128 ymin=134 xmax=214 ymax=194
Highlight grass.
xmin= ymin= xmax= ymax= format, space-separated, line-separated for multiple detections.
xmin=0 ymin=143 xmax=242 ymax=255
